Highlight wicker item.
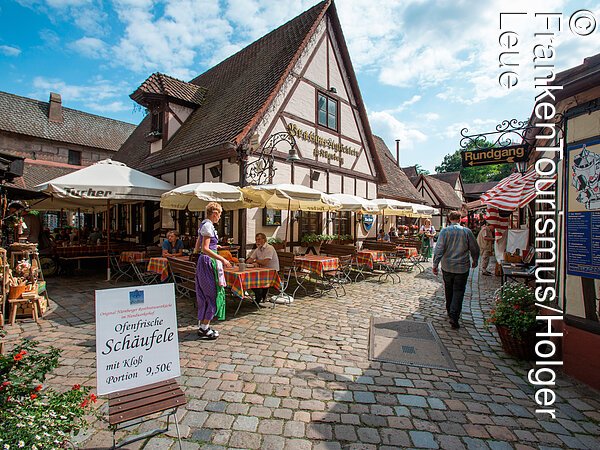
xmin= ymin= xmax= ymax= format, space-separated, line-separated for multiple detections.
xmin=496 ymin=325 xmax=537 ymax=360
xmin=8 ymin=284 xmax=27 ymax=299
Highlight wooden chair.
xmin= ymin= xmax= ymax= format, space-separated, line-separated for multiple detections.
xmin=108 ymin=379 xmax=186 ymax=449
xmin=167 ymin=257 xmax=197 ymax=298
xmin=276 ymin=251 xmax=309 ymax=301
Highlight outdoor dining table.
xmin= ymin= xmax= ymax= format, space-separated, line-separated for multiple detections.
xmin=396 ymin=246 xmax=418 ymax=258
xmin=147 ymin=256 xmax=190 ymax=282
xmin=224 ymin=266 xmax=282 ymax=315
xmin=356 ymin=249 xmax=387 ymax=270
xmin=120 ymin=251 xmax=147 ymax=263
xmin=294 ymin=255 xmax=339 ymax=277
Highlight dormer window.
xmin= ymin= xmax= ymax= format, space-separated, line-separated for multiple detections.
xmin=146 ymin=110 xmax=164 ymax=143
xmin=151 ymin=111 xmax=163 ymax=133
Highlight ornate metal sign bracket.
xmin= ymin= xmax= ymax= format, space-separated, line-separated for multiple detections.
xmin=244 ymin=131 xmax=297 ymax=185
xmin=460 ymin=116 xmax=566 ymax=151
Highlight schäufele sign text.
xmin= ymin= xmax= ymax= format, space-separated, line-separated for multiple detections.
xmin=287 ymin=123 xmax=359 ymax=166
xmin=461 ymin=145 xmax=528 ymax=167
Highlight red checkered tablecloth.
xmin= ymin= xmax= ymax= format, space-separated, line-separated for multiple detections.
xmin=294 ymin=255 xmax=339 ymax=276
xmin=56 ymin=245 xmax=108 ymax=257
xmin=147 ymin=257 xmax=169 ymax=281
xmin=396 ymin=247 xmax=418 ymax=258
xmin=357 ymin=250 xmax=387 ymax=270
xmin=120 ymin=251 xmax=147 ymax=263
xmin=224 ymin=267 xmax=281 ymax=298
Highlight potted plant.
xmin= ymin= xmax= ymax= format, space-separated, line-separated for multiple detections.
xmin=300 ymin=233 xmax=321 ymax=246
xmin=267 ymin=237 xmax=286 ymax=250
xmin=336 ymin=234 xmax=353 ymax=245
xmin=486 ymin=283 xmax=538 ymax=360
xmin=0 ymin=338 xmax=98 ymax=448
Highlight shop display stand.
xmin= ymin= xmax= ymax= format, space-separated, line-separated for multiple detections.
xmin=9 ymin=246 xmax=49 ymax=323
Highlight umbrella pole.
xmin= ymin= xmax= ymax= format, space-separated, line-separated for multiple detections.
xmin=285 ymin=199 xmax=291 ymax=250
xmin=106 ymin=200 xmax=111 ymax=281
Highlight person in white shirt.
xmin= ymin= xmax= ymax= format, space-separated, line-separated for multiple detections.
xmin=247 ymin=233 xmax=280 ymax=302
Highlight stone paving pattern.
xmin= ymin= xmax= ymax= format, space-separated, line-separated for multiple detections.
xmin=3 ymin=262 xmax=600 ymax=449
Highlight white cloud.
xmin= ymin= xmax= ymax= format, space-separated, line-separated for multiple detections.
xmin=29 ymin=76 xmax=133 ymax=114
xmin=421 ymin=112 xmax=440 ymax=121
xmin=0 ymin=45 xmax=21 ymax=56
xmin=69 ymin=37 xmax=109 ymax=58
xmin=369 ymin=110 xmax=428 ymax=153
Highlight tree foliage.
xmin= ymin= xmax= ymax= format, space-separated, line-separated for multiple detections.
xmin=414 ymin=164 xmax=430 ymax=175
xmin=435 ymin=141 xmax=514 ymax=184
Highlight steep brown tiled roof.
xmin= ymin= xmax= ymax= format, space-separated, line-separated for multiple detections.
xmin=401 ymin=166 xmax=418 ymax=178
xmin=430 ymin=171 xmax=460 ymax=187
xmin=373 ymin=136 xmax=426 ymax=203
xmin=0 ymin=91 xmax=136 ymax=151
xmin=130 ymin=73 xmax=207 ymax=107
xmin=7 ymin=159 xmax=78 ymax=190
xmin=463 ymin=181 xmax=499 ymax=196
xmin=121 ymin=1 xmax=330 ymax=171
xmin=422 ymin=175 xmax=463 ymax=209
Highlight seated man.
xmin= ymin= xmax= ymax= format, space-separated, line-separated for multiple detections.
xmin=88 ymin=227 xmax=103 ymax=244
xmin=162 ymin=230 xmax=184 ymax=257
xmin=246 ymin=233 xmax=280 ymax=302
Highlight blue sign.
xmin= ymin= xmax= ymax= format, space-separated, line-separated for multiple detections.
xmin=566 ymin=141 xmax=600 ymax=279
xmin=129 ymin=290 xmax=145 ymax=305
xmin=362 ymin=214 xmax=374 ymax=232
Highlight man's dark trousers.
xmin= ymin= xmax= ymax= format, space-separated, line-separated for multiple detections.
xmin=442 ymin=270 xmax=469 ymax=322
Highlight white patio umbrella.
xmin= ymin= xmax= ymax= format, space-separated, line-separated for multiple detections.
xmin=161 ymin=182 xmax=251 ymax=211
xmin=34 ymin=159 xmax=174 ymax=279
xmin=241 ymin=184 xmax=341 ymax=243
xmin=371 ymin=199 xmax=413 ymax=216
xmin=327 ymin=193 xmax=379 ymax=213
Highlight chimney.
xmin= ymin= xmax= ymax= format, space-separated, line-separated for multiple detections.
xmin=395 ymin=139 xmax=401 ymax=168
xmin=48 ymin=92 xmax=63 ymax=123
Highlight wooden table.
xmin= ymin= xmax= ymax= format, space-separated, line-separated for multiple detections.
xmin=294 ymin=255 xmax=339 ymax=277
xmin=224 ymin=266 xmax=282 ymax=315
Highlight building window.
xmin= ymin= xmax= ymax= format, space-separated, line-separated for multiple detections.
xmin=68 ymin=150 xmax=81 ymax=165
xmin=317 ymin=93 xmax=338 ymax=130
xmin=299 ymin=211 xmax=322 ymax=239
xmin=151 ymin=111 xmax=164 ymax=133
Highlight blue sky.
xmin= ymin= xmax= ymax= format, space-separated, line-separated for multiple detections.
xmin=1 ymin=0 xmax=600 ymax=172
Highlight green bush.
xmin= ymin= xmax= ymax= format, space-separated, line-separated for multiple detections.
xmin=0 ymin=339 xmax=97 ymax=449
xmin=485 ymin=283 xmax=537 ymax=339
xmin=267 ymin=237 xmax=283 ymax=245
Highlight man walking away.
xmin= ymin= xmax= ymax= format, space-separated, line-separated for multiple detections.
xmin=433 ymin=211 xmax=480 ymax=329
xmin=476 ymin=221 xmax=495 ymax=276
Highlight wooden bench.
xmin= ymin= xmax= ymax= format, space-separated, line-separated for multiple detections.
xmin=167 ymin=257 xmax=197 ymax=298
xmin=320 ymin=243 xmax=357 ymax=258
xmin=362 ymin=240 xmax=397 ymax=252
xmin=108 ymin=379 xmax=186 ymax=449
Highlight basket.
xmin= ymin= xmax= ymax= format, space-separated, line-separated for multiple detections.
xmin=504 ymin=252 xmax=523 ymax=263
xmin=496 ymin=325 xmax=537 ymax=360
xmin=8 ymin=284 xmax=28 ymax=299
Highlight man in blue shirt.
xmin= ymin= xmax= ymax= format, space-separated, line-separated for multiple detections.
xmin=433 ymin=211 xmax=480 ymax=329
xmin=162 ymin=230 xmax=184 ymax=257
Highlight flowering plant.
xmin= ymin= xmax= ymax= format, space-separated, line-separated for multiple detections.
xmin=0 ymin=339 xmax=98 ymax=449
xmin=14 ymin=259 xmax=32 ymax=278
xmin=485 ymin=283 xmax=537 ymax=339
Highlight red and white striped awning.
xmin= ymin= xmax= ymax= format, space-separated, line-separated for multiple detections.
xmin=480 ymin=168 xmax=555 ymax=211
xmin=484 ymin=207 xmax=509 ymax=230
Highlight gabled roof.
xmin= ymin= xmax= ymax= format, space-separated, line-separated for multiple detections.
xmin=401 ymin=166 xmax=418 ymax=178
xmin=463 ymin=181 xmax=499 ymax=196
xmin=130 ymin=73 xmax=207 ymax=107
xmin=430 ymin=171 xmax=460 ymax=187
xmin=119 ymin=1 xmax=331 ymax=171
xmin=420 ymin=174 xmax=463 ymax=209
xmin=373 ymin=136 xmax=426 ymax=203
xmin=0 ymin=91 xmax=136 ymax=151
xmin=6 ymin=159 xmax=78 ymax=191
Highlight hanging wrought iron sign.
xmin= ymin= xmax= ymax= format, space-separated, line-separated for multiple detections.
xmin=244 ymin=131 xmax=297 ymax=185
xmin=461 ymin=144 xmax=529 ymax=167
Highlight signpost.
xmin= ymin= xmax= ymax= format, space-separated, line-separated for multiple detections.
xmin=461 ymin=145 xmax=528 ymax=167
xmin=95 ymin=284 xmax=181 ymax=395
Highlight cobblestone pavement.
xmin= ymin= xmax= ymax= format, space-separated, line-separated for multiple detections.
xmin=4 ymin=262 xmax=600 ymax=450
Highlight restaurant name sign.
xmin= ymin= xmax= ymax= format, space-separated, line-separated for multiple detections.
xmin=287 ymin=123 xmax=360 ymax=166
xmin=461 ymin=145 xmax=528 ymax=167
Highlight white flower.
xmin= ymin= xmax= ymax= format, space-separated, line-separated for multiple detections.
xmin=4 ymin=443 xmax=10 ymax=449
xmin=35 ymin=435 xmax=41 ymax=440
xmin=32 ymin=446 xmax=38 ymax=450
xmin=18 ymin=442 xmax=24 ymax=448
